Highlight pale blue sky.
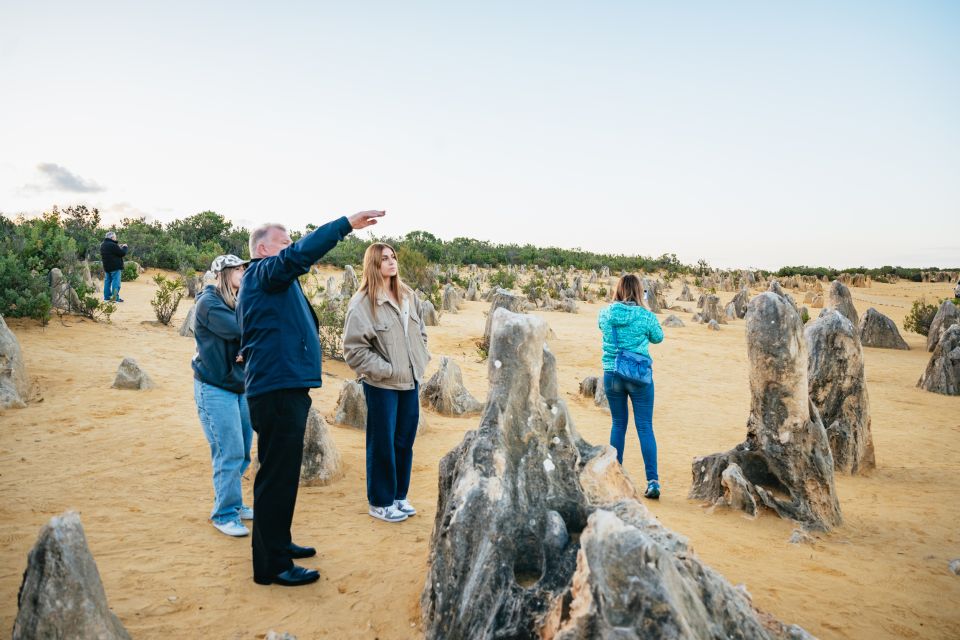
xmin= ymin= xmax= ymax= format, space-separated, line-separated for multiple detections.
xmin=1 ymin=2 xmax=957 ymax=269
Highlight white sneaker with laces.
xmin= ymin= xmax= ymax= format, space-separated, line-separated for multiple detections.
xmin=394 ymin=499 xmax=416 ymax=516
xmin=213 ymin=520 xmax=249 ymax=537
xmin=238 ymin=505 xmax=254 ymax=521
xmin=368 ymin=504 xmax=408 ymax=523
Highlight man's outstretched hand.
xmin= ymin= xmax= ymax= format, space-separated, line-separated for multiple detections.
xmin=349 ymin=210 xmax=386 ymax=229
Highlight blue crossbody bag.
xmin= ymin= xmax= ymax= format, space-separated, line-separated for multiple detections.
xmin=612 ymin=324 xmax=653 ymax=385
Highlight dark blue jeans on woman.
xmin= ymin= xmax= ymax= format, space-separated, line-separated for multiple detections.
xmin=362 ymin=382 xmax=420 ymax=508
xmin=603 ymin=371 xmax=657 ymax=482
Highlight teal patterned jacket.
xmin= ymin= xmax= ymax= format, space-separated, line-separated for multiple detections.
xmin=598 ymin=301 xmax=664 ymax=371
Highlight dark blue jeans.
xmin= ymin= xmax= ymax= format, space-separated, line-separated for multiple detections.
xmin=362 ymin=382 xmax=420 ymax=508
xmin=603 ymin=371 xmax=657 ymax=482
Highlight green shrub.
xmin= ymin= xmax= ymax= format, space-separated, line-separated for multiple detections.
xmin=0 ymin=254 xmax=51 ymax=324
xmin=522 ymin=273 xmax=547 ymax=304
xmin=150 ymin=274 xmax=185 ymax=325
xmin=121 ymin=263 xmax=140 ymax=281
xmin=397 ymin=246 xmax=434 ymax=291
xmin=903 ymin=298 xmax=939 ymax=336
xmin=313 ymin=298 xmax=348 ymax=360
xmin=489 ymin=268 xmax=516 ymax=290
xmin=800 ymin=307 xmax=810 ymax=324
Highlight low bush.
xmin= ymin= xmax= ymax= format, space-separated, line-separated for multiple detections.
xmin=489 ymin=269 xmax=516 ymax=290
xmin=150 ymin=274 xmax=185 ymax=325
xmin=313 ymin=298 xmax=348 ymax=360
xmin=903 ymin=298 xmax=939 ymax=336
xmin=121 ymin=262 xmax=140 ymax=281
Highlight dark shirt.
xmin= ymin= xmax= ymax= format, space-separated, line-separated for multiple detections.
xmin=192 ymin=286 xmax=245 ymax=394
xmin=237 ymin=217 xmax=353 ymax=398
xmin=99 ymin=238 xmax=128 ymax=273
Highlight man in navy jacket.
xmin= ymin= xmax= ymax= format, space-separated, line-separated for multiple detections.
xmin=239 ymin=210 xmax=384 ymax=587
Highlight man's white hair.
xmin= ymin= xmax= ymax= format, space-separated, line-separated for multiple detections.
xmin=105 ymin=231 xmax=117 ymax=240
xmin=249 ymin=223 xmax=287 ymax=257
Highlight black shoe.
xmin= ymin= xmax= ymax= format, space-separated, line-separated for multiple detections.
xmin=254 ymin=565 xmax=320 ymax=587
xmin=287 ymin=543 xmax=316 ymax=559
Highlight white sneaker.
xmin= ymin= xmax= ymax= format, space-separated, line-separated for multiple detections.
xmin=394 ymin=499 xmax=417 ymax=516
xmin=238 ymin=505 xmax=254 ymax=521
xmin=369 ymin=504 xmax=408 ymax=523
xmin=213 ymin=520 xmax=249 ymax=537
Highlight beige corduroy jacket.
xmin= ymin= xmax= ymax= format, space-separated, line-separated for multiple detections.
xmin=342 ymin=289 xmax=430 ymax=391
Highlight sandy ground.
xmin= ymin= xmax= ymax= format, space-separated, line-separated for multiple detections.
xmin=1 ymin=269 xmax=958 ymax=639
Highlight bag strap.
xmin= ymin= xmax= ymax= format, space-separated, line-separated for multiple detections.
xmin=611 ymin=322 xmax=621 ymax=353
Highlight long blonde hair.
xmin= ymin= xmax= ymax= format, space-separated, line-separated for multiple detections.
xmin=358 ymin=242 xmax=411 ymax=318
xmin=216 ymin=266 xmax=242 ymax=309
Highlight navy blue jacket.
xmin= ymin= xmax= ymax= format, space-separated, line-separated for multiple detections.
xmin=237 ymin=216 xmax=353 ymax=398
xmin=192 ymin=285 xmax=245 ymax=394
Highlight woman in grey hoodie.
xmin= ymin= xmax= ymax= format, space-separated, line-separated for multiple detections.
xmin=343 ymin=243 xmax=430 ymax=523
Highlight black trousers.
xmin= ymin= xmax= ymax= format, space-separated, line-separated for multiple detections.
xmin=248 ymin=387 xmax=311 ymax=580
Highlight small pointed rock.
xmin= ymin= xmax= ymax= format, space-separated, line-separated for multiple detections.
xmin=333 ymin=379 xmax=367 ymax=428
xmin=917 ymin=325 xmax=960 ymax=396
xmin=112 ymin=357 xmax=153 ymax=390
xmin=14 ymin=512 xmax=131 ymax=640
xmin=0 ymin=314 xmax=29 ymax=409
xmin=300 ymin=409 xmax=343 ymax=486
xmin=858 ymin=308 xmax=908 ymax=350
xmin=422 ymin=357 xmax=483 ymax=416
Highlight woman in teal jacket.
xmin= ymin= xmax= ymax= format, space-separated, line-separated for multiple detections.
xmin=598 ymin=275 xmax=664 ymax=498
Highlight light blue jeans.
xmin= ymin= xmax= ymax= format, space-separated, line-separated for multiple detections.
xmin=194 ymin=379 xmax=253 ymax=524
xmin=103 ymin=269 xmax=122 ymax=301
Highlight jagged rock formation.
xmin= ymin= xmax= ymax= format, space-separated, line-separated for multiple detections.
xmin=300 ymin=409 xmax=343 ymax=486
xmin=421 ymin=299 xmax=440 ymax=326
xmin=0 ymin=315 xmax=29 ymax=409
xmin=678 ymin=282 xmax=694 ymax=302
xmin=768 ymin=280 xmax=798 ymax=310
xmin=707 ymin=319 xmax=721 ymax=331
xmin=641 ymin=278 xmax=665 ymax=313
xmin=325 ymin=276 xmax=339 ymax=300
xmin=341 ymin=265 xmax=359 ymax=298
xmin=663 ymin=314 xmax=685 ymax=328
xmin=927 ymin=300 xmax=959 ymax=352
xmin=179 ymin=304 xmax=197 ymax=338
xmin=112 ymin=357 xmax=153 ymax=390
xmin=917 ymin=325 xmax=960 ymax=396
xmin=422 ymin=357 xmax=484 ymax=416
xmin=484 ymin=289 xmax=527 ymax=340
xmin=421 ymin=308 xmax=812 ymax=640
xmin=465 ymin=279 xmax=479 ymax=302
xmin=333 ymin=379 xmax=367 ymax=428
xmin=858 ymin=308 xmax=908 ymax=350
xmin=49 ymin=268 xmax=83 ymax=313
xmin=690 ymin=291 xmax=842 ymax=531
xmin=728 ymin=288 xmax=750 ymax=319
xmin=826 ymin=280 xmax=859 ymax=326
xmin=442 ymin=284 xmax=462 ymax=313
xmin=806 ymin=311 xmax=875 ymax=474
xmin=13 ymin=512 xmax=130 ymax=640
xmin=698 ymin=295 xmax=727 ymax=325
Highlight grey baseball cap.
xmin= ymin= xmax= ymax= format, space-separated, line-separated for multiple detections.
xmin=210 ymin=254 xmax=249 ymax=274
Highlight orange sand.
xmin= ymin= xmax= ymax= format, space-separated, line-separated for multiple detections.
xmin=1 ymin=270 xmax=958 ymax=639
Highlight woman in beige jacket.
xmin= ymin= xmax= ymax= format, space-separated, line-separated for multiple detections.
xmin=343 ymin=243 xmax=430 ymax=523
